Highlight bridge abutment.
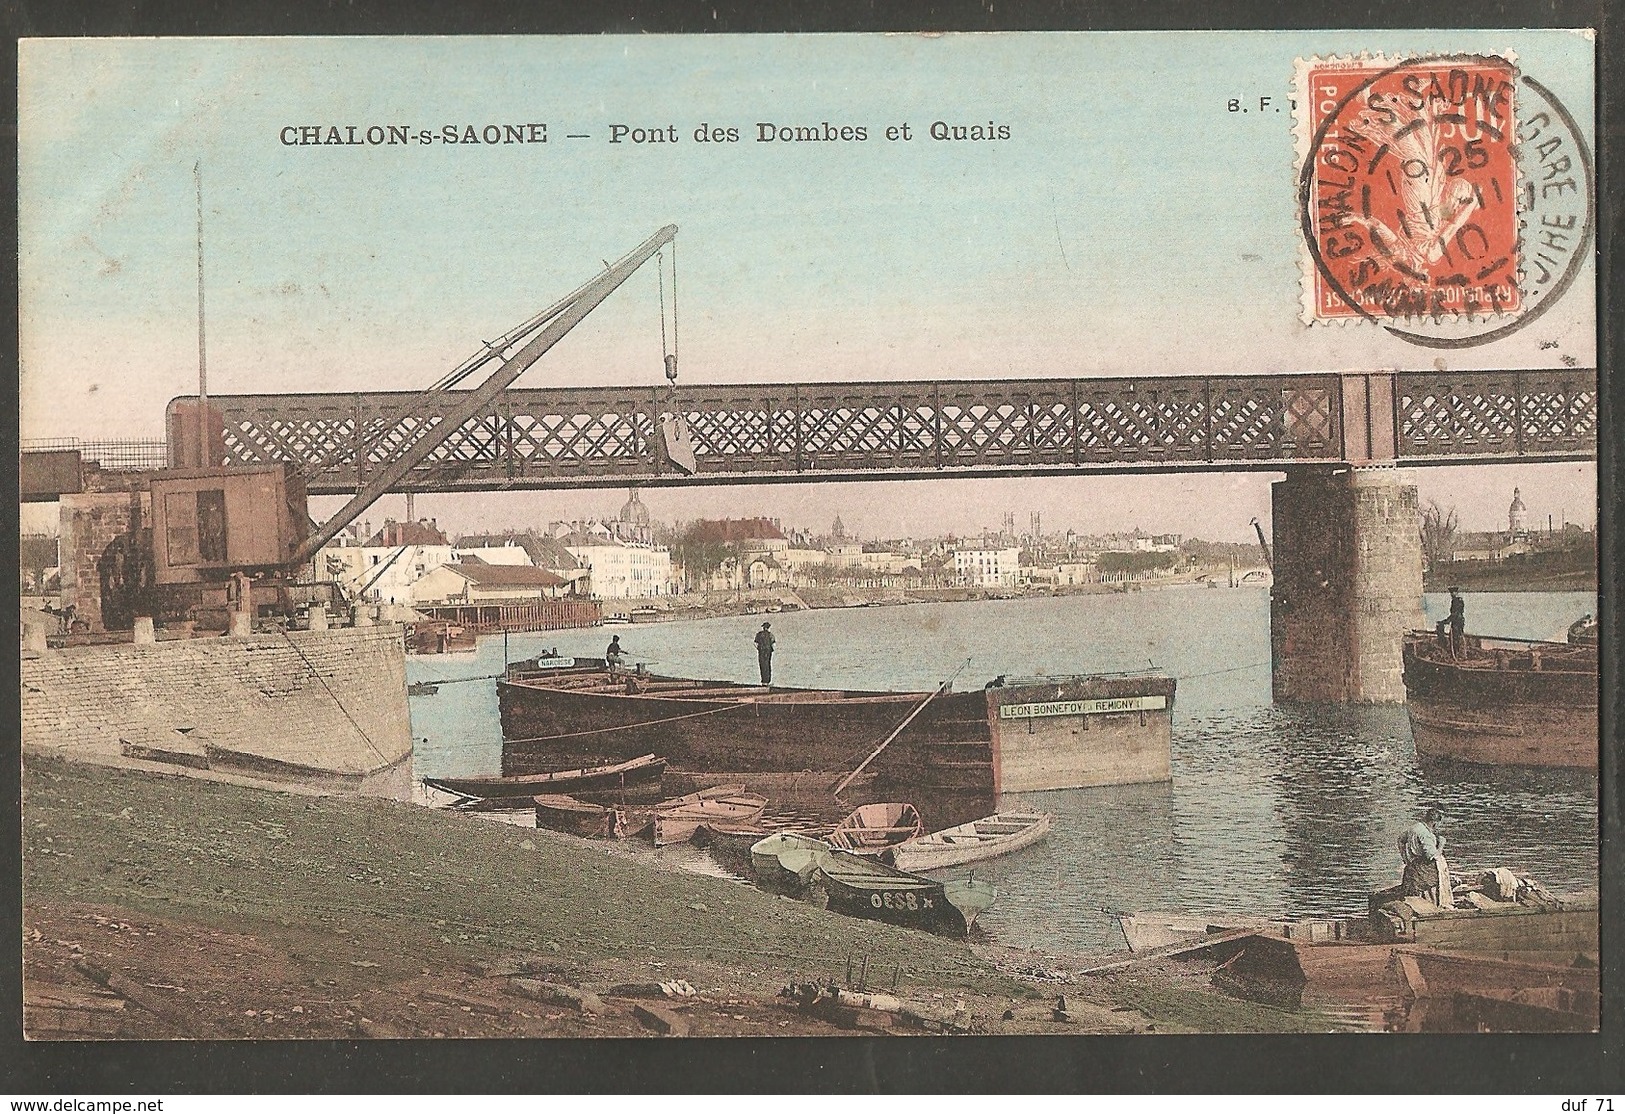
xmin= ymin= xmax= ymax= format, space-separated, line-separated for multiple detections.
xmin=1270 ymin=466 xmax=1423 ymax=704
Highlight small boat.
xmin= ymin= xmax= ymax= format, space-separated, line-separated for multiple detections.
xmin=811 ymin=847 xmax=997 ymax=937
xmin=423 ymin=753 xmax=667 ymax=802
xmin=699 ymin=820 xmax=837 ymax=875
xmin=1401 ymin=949 xmax=1599 ymax=1032
xmin=654 ymin=791 xmax=769 ymax=847
xmin=1188 ymin=869 xmax=1599 ymax=1026
xmin=827 ymin=802 xmax=923 ymax=855
xmin=600 ymin=784 xmax=755 ymax=841
xmin=888 ymin=811 xmax=1052 ymax=872
xmin=1114 ymin=911 xmax=1249 ymax=954
xmin=750 ymin=832 xmax=830 ymax=895
xmin=532 ymin=794 xmax=618 ymax=838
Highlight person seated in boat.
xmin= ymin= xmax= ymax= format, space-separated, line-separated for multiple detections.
xmin=1447 ymin=587 xmax=1466 ymax=658
xmin=1434 ymin=618 xmax=1450 ymax=650
xmin=1398 ymin=807 xmax=1451 ymax=906
xmin=606 ymin=634 xmax=626 ymax=672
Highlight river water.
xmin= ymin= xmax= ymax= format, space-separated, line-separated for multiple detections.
xmin=406 ymin=588 xmax=1599 ymax=954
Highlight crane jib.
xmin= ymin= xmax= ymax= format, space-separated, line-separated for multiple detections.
xmin=286 ymin=225 xmax=678 ymax=568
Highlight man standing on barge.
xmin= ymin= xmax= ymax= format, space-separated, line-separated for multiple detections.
xmin=1447 ymin=587 xmax=1467 ymax=658
xmin=754 ymin=621 xmax=775 ymax=685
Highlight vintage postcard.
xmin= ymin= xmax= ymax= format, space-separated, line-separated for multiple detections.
xmin=17 ymin=30 xmax=1600 ymax=1050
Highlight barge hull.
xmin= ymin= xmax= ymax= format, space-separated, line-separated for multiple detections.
xmin=497 ymin=663 xmax=1176 ymax=809
xmin=1401 ymin=633 xmax=1597 ymax=768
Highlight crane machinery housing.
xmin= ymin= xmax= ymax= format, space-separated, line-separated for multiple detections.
xmin=135 ymin=225 xmax=682 ymax=631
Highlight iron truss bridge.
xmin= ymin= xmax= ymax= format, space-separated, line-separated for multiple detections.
xmin=172 ymin=368 xmax=1598 ymax=495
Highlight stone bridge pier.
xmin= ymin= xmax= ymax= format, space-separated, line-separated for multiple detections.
xmin=1270 ymin=465 xmax=1424 ymax=704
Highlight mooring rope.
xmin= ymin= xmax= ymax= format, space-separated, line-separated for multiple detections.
xmin=504 ymin=700 xmax=754 ymax=746
xmin=278 ymin=630 xmax=392 ymax=765
xmin=1177 ymin=660 xmax=1273 ymax=681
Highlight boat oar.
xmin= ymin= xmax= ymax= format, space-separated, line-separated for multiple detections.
xmin=832 ymin=658 xmax=971 ymax=796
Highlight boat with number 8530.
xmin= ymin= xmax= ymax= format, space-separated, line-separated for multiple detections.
xmin=810 ymin=846 xmax=997 ymax=938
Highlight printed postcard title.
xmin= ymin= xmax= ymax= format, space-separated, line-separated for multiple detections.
xmin=278 ymin=119 xmax=1012 ymax=148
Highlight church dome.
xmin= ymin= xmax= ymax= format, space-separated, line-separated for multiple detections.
xmin=619 ymin=488 xmax=650 ymax=526
xmin=1508 ymin=487 xmax=1527 ymax=533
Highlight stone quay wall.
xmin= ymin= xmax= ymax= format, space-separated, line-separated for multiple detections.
xmin=22 ymin=625 xmax=414 ymax=799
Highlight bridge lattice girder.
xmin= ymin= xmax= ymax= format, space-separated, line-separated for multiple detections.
xmin=168 ymin=369 xmax=1598 ymax=494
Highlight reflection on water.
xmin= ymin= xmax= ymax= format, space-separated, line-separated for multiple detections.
xmin=407 ymin=589 xmax=1599 ymax=955
xmin=978 ymin=782 xmax=1178 ymax=952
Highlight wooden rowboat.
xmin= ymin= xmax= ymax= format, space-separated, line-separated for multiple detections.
xmin=750 ymin=832 xmax=831 ymax=895
xmin=425 ymin=753 xmax=666 ymax=802
xmin=812 ymin=847 xmax=997 ymax=937
xmin=888 ymin=811 xmax=1052 ymax=872
xmin=531 ymin=783 xmax=755 ymax=841
xmin=615 ymin=783 xmax=753 ymax=837
xmin=1114 ymin=911 xmax=1248 ymax=954
xmin=532 ymin=794 xmax=620 ymax=838
xmin=827 ymin=802 xmax=923 ymax=855
xmin=653 ymin=791 xmax=768 ymax=847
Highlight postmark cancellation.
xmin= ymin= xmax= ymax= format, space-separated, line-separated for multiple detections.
xmin=1294 ymin=51 xmax=1593 ymax=350
xmin=1296 ymin=54 xmax=1522 ymax=327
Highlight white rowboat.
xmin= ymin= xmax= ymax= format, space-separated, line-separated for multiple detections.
xmin=888 ymin=811 xmax=1053 ymax=872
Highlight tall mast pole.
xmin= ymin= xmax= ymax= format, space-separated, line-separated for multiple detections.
xmin=195 ymin=161 xmax=208 ymax=468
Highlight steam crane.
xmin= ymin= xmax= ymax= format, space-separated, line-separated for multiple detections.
xmin=143 ymin=225 xmax=680 ymax=628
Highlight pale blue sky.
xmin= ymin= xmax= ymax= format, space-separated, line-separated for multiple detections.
xmin=17 ymin=32 xmax=1598 ymax=538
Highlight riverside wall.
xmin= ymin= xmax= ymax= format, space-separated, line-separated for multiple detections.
xmin=21 ymin=624 xmax=414 ymax=799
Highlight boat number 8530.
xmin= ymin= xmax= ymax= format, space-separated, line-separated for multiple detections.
xmin=871 ymin=891 xmax=920 ymax=910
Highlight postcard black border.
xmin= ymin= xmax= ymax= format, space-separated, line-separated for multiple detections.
xmin=3 ymin=0 xmax=1619 ymax=1096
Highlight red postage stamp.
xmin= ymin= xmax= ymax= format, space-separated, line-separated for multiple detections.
xmin=1297 ymin=54 xmax=1520 ymax=325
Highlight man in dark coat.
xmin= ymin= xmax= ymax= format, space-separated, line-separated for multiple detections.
xmin=754 ymin=621 xmax=775 ymax=684
xmin=1447 ymin=587 xmax=1466 ymax=657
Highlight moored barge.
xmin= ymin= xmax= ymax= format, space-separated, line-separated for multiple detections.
xmin=1401 ymin=630 xmax=1597 ymax=768
xmin=497 ymin=658 xmax=1177 ymax=810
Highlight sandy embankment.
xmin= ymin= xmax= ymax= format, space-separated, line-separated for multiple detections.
xmin=21 ymin=753 xmax=1335 ymax=1038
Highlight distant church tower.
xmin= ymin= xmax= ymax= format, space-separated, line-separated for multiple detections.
xmin=1508 ymin=487 xmax=1528 ymax=538
xmin=617 ymin=487 xmax=651 ymax=543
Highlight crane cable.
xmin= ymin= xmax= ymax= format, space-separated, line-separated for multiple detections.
xmin=658 ymin=240 xmax=680 ymax=385
xmin=657 ymin=250 xmax=669 ymax=362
